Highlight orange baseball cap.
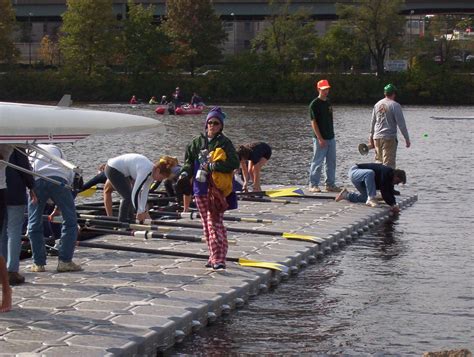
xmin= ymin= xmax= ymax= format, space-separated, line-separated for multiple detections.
xmin=316 ymin=79 xmax=331 ymax=90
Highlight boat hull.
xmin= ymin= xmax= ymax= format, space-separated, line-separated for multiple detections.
xmin=175 ymin=106 xmax=204 ymax=115
xmin=0 ymin=102 xmax=160 ymax=144
xmin=155 ymin=105 xmax=166 ymax=115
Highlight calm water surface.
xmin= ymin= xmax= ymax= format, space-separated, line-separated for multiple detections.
xmin=66 ymin=103 xmax=473 ymax=355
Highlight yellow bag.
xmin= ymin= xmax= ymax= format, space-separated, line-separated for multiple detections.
xmin=209 ymin=147 xmax=233 ymax=197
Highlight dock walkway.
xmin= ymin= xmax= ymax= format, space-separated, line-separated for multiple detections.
xmin=0 ymin=188 xmax=417 ymax=356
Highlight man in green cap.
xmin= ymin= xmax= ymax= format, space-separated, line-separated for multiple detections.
xmin=369 ymin=83 xmax=410 ymax=168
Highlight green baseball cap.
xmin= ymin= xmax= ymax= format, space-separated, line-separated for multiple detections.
xmin=384 ymin=83 xmax=397 ymax=95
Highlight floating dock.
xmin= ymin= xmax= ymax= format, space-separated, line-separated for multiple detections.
xmin=0 ymin=188 xmax=417 ymax=356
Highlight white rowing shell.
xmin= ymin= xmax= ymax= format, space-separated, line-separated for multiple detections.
xmin=0 ymin=101 xmax=160 ymax=144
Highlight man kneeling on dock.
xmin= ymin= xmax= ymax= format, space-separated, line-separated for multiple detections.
xmin=335 ymin=163 xmax=406 ymax=214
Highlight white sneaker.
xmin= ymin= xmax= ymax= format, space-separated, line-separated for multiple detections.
xmin=366 ymin=197 xmax=378 ymax=207
xmin=57 ymin=260 xmax=83 ymax=273
xmin=308 ymin=186 xmax=321 ymax=193
xmin=335 ymin=188 xmax=349 ymax=202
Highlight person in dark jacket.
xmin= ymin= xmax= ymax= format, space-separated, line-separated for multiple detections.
xmin=0 ymin=147 xmax=13 ymax=312
xmin=178 ymin=106 xmax=240 ymax=271
xmin=1 ymin=148 xmax=37 ymax=285
xmin=190 ymin=92 xmax=204 ymax=107
xmin=335 ymin=163 xmax=406 ymax=213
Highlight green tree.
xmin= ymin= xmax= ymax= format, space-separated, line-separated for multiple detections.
xmin=252 ymin=1 xmax=318 ymax=75
xmin=337 ymin=0 xmax=405 ymax=75
xmin=316 ymin=24 xmax=366 ymax=72
xmin=0 ymin=0 xmax=19 ymax=63
xmin=163 ymin=0 xmax=227 ymax=76
xmin=59 ymin=0 xmax=117 ymax=75
xmin=122 ymin=0 xmax=171 ymax=76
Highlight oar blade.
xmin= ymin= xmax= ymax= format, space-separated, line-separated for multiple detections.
xmin=237 ymin=257 xmax=287 ymax=272
xmin=266 ymin=187 xmax=303 ymax=197
xmin=77 ymin=186 xmax=97 ymax=198
xmin=282 ymin=232 xmax=323 ymax=243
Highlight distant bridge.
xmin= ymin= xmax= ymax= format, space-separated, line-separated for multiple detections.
xmin=12 ymin=0 xmax=474 ymax=21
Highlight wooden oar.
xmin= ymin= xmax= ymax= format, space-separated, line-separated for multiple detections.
xmin=238 ymin=187 xmax=334 ymax=199
xmin=238 ymin=187 xmax=304 ymax=197
xmin=52 ymin=216 xmax=208 ymax=243
xmin=80 ymin=226 xmax=210 ymax=243
xmin=77 ymin=241 xmax=287 ymax=272
xmin=239 ymin=196 xmax=299 ymax=204
xmin=78 ymin=214 xmax=324 ymax=243
xmin=148 ymin=209 xmax=273 ymax=223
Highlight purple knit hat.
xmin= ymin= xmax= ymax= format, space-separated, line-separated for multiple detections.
xmin=205 ymin=106 xmax=226 ymax=130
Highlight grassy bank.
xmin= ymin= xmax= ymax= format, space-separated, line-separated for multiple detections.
xmin=0 ymin=67 xmax=472 ymax=105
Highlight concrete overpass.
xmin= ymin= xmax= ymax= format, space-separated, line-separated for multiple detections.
xmin=11 ymin=0 xmax=474 ymax=21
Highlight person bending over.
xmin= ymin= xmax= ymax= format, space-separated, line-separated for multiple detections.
xmin=237 ymin=142 xmax=272 ymax=192
xmin=104 ymin=154 xmax=176 ymax=222
xmin=335 ymin=163 xmax=406 ymax=214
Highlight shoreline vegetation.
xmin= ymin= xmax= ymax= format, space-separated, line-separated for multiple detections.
xmin=1 ymin=1 xmax=473 ymax=106
xmin=0 ymin=66 xmax=473 ymax=105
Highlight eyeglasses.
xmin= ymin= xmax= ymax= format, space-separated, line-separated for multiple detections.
xmin=207 ymin=121 xmax=221 ymax=126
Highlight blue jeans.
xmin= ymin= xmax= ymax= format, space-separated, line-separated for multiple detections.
xmin=347 ymin=165 xmax=377 ymax=203
xmin=1 ymin=205 xmax=26 ymax=272
xmin=28 ymin=177 xmax=78 ymax=265
xmin=309 ymin=137 xmax=336 ymax=187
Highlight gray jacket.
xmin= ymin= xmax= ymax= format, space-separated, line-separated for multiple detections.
xmin=370 ymin=97 xmax=409 ymax=141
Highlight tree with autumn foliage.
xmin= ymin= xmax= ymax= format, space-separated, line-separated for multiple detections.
xmin=39 ymin=35 xmax=60 ymax=66
xmin=0 ymin=0 xmax=19 ymax=64
xmin=163 ymin=0 xmax=227 ymax=76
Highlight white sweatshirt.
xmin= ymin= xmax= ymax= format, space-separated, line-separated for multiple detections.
xmin=30 ymin=144 xmax=74 ymax=184
xmin=107 ymin=153 xmax=154 ymax=214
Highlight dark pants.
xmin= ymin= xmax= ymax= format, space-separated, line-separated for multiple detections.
xmin=104 ymin=165 xmax=133 ymax=222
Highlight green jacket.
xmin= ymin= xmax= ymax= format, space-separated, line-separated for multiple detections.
xmin=181 ymin=133 xmax=239 ymax=178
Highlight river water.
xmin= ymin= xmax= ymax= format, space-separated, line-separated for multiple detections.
xmin=67 ymin=103 xmax=473 ymax=356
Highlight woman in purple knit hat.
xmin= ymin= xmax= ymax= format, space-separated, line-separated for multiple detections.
xmin=178 ymin=107 xmax=240 ymax=271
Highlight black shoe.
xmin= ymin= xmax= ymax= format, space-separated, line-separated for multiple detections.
xmin=205 ymin=262 xmax=212 ymax=268
xmin=212 ymin=264 xmax=226 ymax=271
xmin=393 ymin=189 xmax=400 ymax=196
xmin=8 ymin=272 xmax=25 ymax=285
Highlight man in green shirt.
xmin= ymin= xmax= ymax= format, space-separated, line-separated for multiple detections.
xmin=308 ymin=79 xmax=340 ymax=193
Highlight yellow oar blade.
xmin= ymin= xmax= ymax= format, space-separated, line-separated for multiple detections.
xmin=237 ymin=257 xmax=287 ymax=272
xmin=282 ymin=232 xmax=324 ymax=243
xmin=239 ymin=217 xmax=273 ymax=223
xmin=77 ymin=186 xmax=97 ymax=198
xmin=266 ymin=187 xmax=303 ymax=198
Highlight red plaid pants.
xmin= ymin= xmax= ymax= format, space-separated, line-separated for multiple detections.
xmin=195 ymin=194 xmax=228 ymax=265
